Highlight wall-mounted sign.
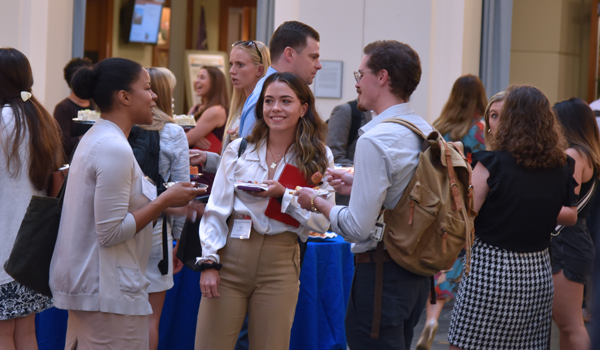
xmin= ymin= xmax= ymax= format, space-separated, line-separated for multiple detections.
xmin=314 ymin=60 xmax=343 ymax=99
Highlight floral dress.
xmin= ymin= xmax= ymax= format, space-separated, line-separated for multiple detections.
xmin=436 ymin=115 xmax=485 ymax=301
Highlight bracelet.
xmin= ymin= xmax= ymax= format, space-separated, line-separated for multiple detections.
xmin=198 ymin=262 xmax=223 ymax=271
xmin=310 ymin=193 xmax=321 ymax=213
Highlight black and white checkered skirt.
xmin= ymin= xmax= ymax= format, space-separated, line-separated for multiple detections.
xmin=448 ymin=237 xmax=553 ymax=350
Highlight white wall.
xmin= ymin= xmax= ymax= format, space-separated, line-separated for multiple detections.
xmin=0 ymin=0 xmax=73 ymax=112
xmin=274 ymin=0 xmax=482 ymax=122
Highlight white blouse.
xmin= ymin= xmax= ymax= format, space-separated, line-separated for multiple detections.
xmin=198 ymin=138 xmax=335 ymax=264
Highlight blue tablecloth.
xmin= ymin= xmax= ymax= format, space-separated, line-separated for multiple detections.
xmin=35 ymin=235 xmax=354 ymax=350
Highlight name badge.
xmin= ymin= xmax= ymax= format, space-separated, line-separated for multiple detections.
xmin=142 ymin=176 xmax=157 ymax=201
xmin=231 ymin=219 xmax=252 ymax=239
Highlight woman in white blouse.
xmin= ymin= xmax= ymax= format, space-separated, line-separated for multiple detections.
xmin=194 ymin=72 xmax=334 ymax=350
xmin=49 ymin=58 xmax=204 ymax=349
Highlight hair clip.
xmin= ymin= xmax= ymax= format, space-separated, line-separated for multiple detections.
xmin=20 ymin=91 xmax=32 ymax=102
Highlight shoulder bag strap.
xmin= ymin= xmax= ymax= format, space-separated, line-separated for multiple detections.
xmin=553 ymin=179 xmax=597 ymax=236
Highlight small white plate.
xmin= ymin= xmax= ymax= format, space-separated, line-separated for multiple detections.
xmin=234 ymin=182 xmax=269 ymax=192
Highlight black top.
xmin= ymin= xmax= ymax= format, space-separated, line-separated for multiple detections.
xmin=577 ymin=169 xmax=598 ymax=219
xmin=53 ymin=98 xmax=92 ymax=158
xmin=473 ymin=151 xmax=578 ymax=252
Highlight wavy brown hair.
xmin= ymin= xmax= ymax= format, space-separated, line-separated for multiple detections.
xmin=248 ymin=72 xmax=328 ymax=182
xmin=193 ymin=66 xmax=229 ymax=120
xmin=553 ymin=97 xmax=600 ymax=173
xmin=492 ymin=85 xmax=566 ymax=169
xmin=0 ymin=48 xmax=64 ymax=190
xmin=433 ymin=74 xmax=487 ymax=141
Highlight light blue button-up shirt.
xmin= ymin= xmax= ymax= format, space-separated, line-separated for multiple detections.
xmin=239 ymin=66 xmax=278 ymax=138
xmin=329 ymin=103 xmax=434 ymax=253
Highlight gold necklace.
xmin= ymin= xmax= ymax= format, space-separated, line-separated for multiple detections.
xmin=267 ymin=147 xmax=285 ymax=169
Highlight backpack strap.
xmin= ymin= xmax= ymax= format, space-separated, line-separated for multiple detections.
xmin=370 ymin=241 xmax=385 ymax=339
xmin=238 ymin=138 xmax=248 ymax=159
xmin=381 ymin=118 xmax=428 ymax=139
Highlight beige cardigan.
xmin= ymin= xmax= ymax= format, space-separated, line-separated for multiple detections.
xmin=50 ymin=118 xmax=154 ymax=316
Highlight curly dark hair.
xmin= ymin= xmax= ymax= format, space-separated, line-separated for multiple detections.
xmin=63 ymin=57 xmax=93 ymax=89
xmin=249 ymin=72 xmax=328 ymax=182
xmin=363 ymin=40 xmax=421 ymax=101
xmin=492 ymin=85 xmax=566 ymax=169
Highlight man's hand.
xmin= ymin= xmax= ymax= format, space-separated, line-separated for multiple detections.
xmin=189 ymin=149 xmax=207 ymax=166
xmin=325 ymin=168 xmax=354 ymax=196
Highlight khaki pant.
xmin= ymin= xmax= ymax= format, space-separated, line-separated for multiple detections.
xmin=194 ymin=228 xmax=300 ymax=350
xmin=65 ymin=310 xmax=149 ymax=350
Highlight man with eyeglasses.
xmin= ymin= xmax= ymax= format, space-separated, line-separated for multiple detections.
xmin=295 ymin=40 xmax=432 ymax=350
xmin=238 ymin=20 xmax=322 ymax=138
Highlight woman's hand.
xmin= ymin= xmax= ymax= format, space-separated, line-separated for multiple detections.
xmin=325 ymin=168 xmax=353 ymax=196
xmin=295 ymin=187 xmax=317 ymax=211
xmin=196 ymin=137 xmax=212 ymax=150
xmin=227 ymin=126 xmax=240 ymax=141
xmin=199 ymin=262 xmax=220 ymax=298
xmin=189 ymin=149 xmax=207 ymax=166
xmin=187 ymin=105 xmax=199 ymax=116
xmin=246 ymin=180 xmax=285 ymax=198
xmin=159 ymin=182 xmax=205 ymax=208
xmin=172 ymin=240 xmax=184 ymax=274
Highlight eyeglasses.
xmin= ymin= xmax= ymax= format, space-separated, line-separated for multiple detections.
xmin=232 ymin=40 xmax=263 ymax=64
xmin=353 ymin=70 xmax=375 ymax=83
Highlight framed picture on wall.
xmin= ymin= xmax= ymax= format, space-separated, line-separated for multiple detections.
xmin=184 ymin=50 xmax=230 ymax=110
xmin=314 ymin=60 xmax=343 ymax=99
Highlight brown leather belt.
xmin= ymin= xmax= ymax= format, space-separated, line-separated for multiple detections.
xmin=355 ymin=248 xmax=393 ymax=264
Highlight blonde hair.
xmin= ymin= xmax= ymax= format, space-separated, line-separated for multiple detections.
xmin=141 ymin=67 xmax=176 ymax=131
xmin=225 ymin=41 xmax=271 ymax=144
xmin=483 ymin=90 xmax=507 ymax=149
xmin=433 ymin=75 xmax=487 ymax=141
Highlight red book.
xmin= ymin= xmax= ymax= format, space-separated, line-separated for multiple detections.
xmin=264 ymin=163 xmax=310 ymax=228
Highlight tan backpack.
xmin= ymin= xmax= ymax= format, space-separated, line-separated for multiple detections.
xmin=368 ymin=118 xmax=477 ymax=340
xmin=382 ymin=118 xmax=477 ymax=276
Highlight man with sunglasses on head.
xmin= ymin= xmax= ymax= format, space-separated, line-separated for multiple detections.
xmin=296 ymin=40 xmax=432 ymax=350
xmin=238 ymin=20 xmax=322 ymax=138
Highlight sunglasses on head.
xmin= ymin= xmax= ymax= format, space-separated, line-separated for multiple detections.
xmin=232 ymin=40 xmax=263 ymax=65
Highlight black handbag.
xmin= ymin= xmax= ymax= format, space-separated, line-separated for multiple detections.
xmin=176 ymin=219 xmax=202 ymax=271
xmin=4 ymin=175 xmax=68 ymax=297
xmin=176 ymin=139 xmax=249 ymax=271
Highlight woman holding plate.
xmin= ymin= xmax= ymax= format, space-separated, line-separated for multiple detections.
xmin=194 ymin=72 xmax=334 ymax=350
